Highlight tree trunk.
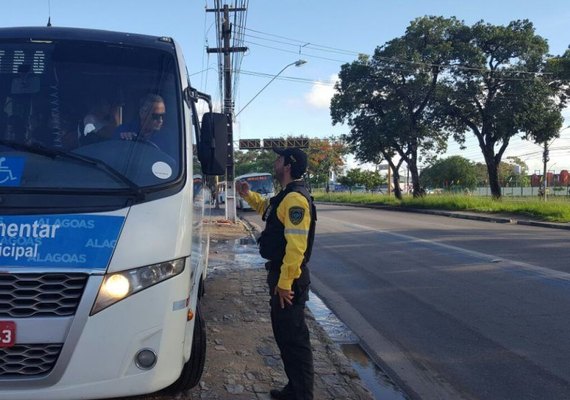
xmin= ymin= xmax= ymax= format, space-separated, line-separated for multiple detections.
xmin=385 ymin=155 xmax=403 ymax=200
xmin=476 ymin=125 xmax=504 ymax=199
xmin=485 ymin=156 xmax=502 ymax=199
xmin=392 ymin=170 xmax=402 ymax=200
xmin=407 ymin=160 xmax=422 ymax=197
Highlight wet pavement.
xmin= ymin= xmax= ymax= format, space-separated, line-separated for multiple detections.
xmin=307 ymin=294 xmax=408 ymax=400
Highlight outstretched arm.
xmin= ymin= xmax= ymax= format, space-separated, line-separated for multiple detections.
xmin=237 ymin=181 xmax=269 ymax=215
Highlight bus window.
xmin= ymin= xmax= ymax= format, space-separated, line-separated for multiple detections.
xmin=235 ymin=173 xmax=274 ymax=210
xmin=1 ymin=39 xmax=182 ymax=194
xmin=216 ymin=181 xmax=226 ymax=204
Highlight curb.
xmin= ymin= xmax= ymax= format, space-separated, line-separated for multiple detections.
xmin=317 ymin=201 xmax=570 ymax=231
xmin=238 ymin=216 xmax=262 ymax=237
xmin=514 ymin=219 xmax=570 ymax=230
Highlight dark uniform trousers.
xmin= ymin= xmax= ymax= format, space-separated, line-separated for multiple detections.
xmin=267 ymin=266 xmax=314 ymax=400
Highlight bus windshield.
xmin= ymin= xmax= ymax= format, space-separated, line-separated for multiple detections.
xmin=0 ymin=40 xmax=182 ymax=191
xmin=240 ymin=174 xmax=274 ymax=195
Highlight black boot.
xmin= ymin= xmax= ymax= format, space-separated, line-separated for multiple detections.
xmin=270 ymin=384 xmax=295 ymax=400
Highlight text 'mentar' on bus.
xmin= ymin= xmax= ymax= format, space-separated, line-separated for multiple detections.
xmin=0 ymin=27 xmax=227 ymax=400
xmin=235 ymin=172 xmax=275 ymax=210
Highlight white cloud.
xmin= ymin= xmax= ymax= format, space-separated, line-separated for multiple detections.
xmin=305 ymin=75 xmax=338 ymax=109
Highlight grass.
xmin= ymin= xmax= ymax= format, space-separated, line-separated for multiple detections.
xmin=313 ymin=192 xmax=570 ymax=223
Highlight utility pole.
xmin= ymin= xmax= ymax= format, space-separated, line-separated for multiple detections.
xmin=206 ymin=4 xmax=247 ymax=222
xmin=542 ymin=141 xmax=549 ymax=201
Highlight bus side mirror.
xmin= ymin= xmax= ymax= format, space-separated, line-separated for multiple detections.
xmin=198 ymin=112 xmax=227 ymax=176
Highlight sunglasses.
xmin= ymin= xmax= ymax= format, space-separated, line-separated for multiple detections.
xmin=151 ymin=113 xmax=166 ymax=121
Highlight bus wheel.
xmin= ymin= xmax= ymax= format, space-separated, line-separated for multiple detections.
xmin=198 ymin=278 xmax=205 ymax=299
xmin=164 ymin=302 xmax=206 ymax=393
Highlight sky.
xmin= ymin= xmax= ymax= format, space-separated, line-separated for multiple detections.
xmin=2 ymin=0 xmax=569 ymax=174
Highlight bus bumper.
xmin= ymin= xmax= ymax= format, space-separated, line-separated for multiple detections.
xmin=0 ymin=268 xmax=197 ymax=400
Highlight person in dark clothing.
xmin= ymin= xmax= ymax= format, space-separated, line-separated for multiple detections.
xmin=237 ymin=147 xmax=317 ymax=400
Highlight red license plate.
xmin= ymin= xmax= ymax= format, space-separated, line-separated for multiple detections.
xmin=0 ymin=321 xmax=16 ymax=348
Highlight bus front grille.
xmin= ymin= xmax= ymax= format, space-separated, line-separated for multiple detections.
xmin=0 ymin=273 xmax=88 ymax=318
xmin=0 ymin=344 xmax=63 ymax=377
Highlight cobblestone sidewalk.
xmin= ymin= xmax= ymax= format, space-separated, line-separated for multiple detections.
xmin=187 ymin=265 xmax=373 ymax=400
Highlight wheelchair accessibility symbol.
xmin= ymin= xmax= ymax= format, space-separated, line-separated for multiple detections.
xmin=0 ymin=156 xmax=25 ymax=186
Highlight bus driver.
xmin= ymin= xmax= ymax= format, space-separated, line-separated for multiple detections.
xmin=114 ymin=94 xmax=167 ymax=149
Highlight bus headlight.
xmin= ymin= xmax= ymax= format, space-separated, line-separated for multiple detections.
xmin=91 ymin=258 xmax=185 ymax=315
xmin=104 ymin=274 xmax=131 ymax=298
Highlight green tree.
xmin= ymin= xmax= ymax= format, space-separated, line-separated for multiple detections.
xmin=546 ymin=46 xmax=570 ymax=83
xmin=501 ymin=156 xmax=529 ymax=186
xmin=473 ymin=159 xmax=531 ymax=188
xmin=234 ymin=149 xmax=275 ymax=176
xmin=439 ymin=20 xmax=565 ymax=198
xmin=307 ymin=137 xmax=347 ymax=189
xmin=337 ymin=168 xmax=363 ymax=194
xmin=473 ymin=162 xmax=489 ymax=187
xmin=420 ymin=156 xmax=478 ymax=190
xmin=332 ymin=17 xmax=462 ymax=199
xmin=361 ymin=170 xmax=385 ymax=191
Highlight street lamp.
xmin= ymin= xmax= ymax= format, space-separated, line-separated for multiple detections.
xmin=235 ymin=59 xmax=307 ymax=117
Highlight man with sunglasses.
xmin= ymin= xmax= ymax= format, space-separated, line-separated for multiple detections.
xmin=114 ymin=94 xmax=168 ymax=149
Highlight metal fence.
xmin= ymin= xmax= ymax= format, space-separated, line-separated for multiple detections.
xmin=473 ymin=186 xmax=570 ymax=197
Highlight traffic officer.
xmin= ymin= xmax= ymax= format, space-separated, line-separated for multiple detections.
xmin=236 ymin=147 xmax=317 ymax=400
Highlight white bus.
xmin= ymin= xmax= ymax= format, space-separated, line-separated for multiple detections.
xmin=0 ymin=27 xmax=226 ymax=399
xmin=235 ymin=172 xmax=275 ymax=210
xmin=216 ymin=180 xmax=227 ymax=204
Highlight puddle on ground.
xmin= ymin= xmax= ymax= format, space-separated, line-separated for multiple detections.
xmin=208 ymin=236 xmax=264 ymax=272
xmin=306 ymin=291 xmax=359 ymax=344
xmin=341 ymin=343 xmax=409 ymax=400
xmin=238 ymin=236 xmax=257 ymax=246
xmin=210 ymin=236 xmax=408 ymax=400
xmin=307 ymin=291 xmax=408 ymax=400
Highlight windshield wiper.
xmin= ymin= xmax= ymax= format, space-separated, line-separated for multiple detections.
xmin=0 ymin=140 xmax=144 ymax=199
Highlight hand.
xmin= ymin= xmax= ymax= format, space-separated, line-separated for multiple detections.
xmin=120 ymin=131 xmax=137 ymax=140
xmin=236 ymin=180 xmax=250 ymax=197
xmin=274 ymin=286 xmax=294 ymax=309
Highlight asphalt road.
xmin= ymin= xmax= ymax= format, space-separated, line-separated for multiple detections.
xmin=240 ymin=204 xmax=570 ymax=400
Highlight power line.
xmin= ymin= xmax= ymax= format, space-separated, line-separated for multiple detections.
xmin=243 ymin=26 xmax=361 ymax=56
xmin=242 ymin=32 xmax=360 ymax=58
xmin=231 ymin=1 xmax=248 ymax=97
xmin=239 ymin=25 xmax=558 ymax=79
xmin=240 ymin=69 xmax=336 ymax=86
xmin=244 ymin=39 xmax=353 ymax=64
xmin=214 ymin=0 xmax=223 ymax=104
